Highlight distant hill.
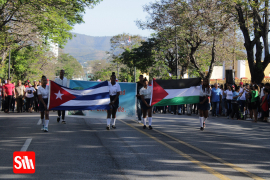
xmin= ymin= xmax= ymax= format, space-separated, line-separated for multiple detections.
xmin=62 ymin=33 xmax=112 ymax=63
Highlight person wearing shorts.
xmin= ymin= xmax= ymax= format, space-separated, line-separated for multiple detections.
xmin=198 ymin=78 xmax=211 ymax=130
xmin=140 ymin=78 xmax=153 ymax=130
xmin=106 ymin=72 xmax=121 ymax=130
xmin=38 ymin=76 xmax=50 ymax=132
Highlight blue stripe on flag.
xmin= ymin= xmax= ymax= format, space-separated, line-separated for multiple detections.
xmin=51 ymin=105 xmax=110 ymax=111
xmin=55 ymin=80 xmax=108 ymax=91
xmin=74 ymin=92 xmax=110 ymax=100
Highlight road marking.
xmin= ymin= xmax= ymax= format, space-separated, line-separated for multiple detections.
xmin=118 ymin=119 xmax=231 ymax=180
xmin=37 ymin=119 xmax=41 ymax=125
xmin=152 ymin=128 xmax=265 ymax=180
xmin=127 ymin=119 xmax=265 ymax=180
xmin=20 ymin=139 xmax=32 ymax=151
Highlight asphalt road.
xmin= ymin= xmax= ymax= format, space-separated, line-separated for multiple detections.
xmin=0 ymin=111 xmax=269 ymax=180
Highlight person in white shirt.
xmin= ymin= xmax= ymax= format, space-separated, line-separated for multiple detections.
xmin=224 ymin=85 xmax=233 ymax=119
xmin=198 ymin=78 xmax=211 ymax=131
xmin=106 ymin=72 xmax=121 ymax=130
xmin=38 ymin=76 xmax=50 ymax=132
xmin=55 ymin=70 xmax=68 ymax=124
xmin=140 ymin=78 xmax=153 ymax=130
xmin=24 ymin=82 xmax=36 ymax=113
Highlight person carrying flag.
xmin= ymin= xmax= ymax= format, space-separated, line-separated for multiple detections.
xmin=38 ymin=76 xmax=50 ymax=132
xmin=198 ymin=78 xmax=211 ymax=130
xmin=55 ymin=69 xmax=68 ymax=124
xmin=140 ymin=78 xmax=153 ymax=129
xmin=107 ymin=72 xmax=121 ymax=130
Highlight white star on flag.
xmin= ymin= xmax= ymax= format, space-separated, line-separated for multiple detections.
xmin=55 ymin=90 xmax=64 ymax=100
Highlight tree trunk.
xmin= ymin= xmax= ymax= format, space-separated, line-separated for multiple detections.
xmin=206 ymin=38 xmax=216 ymax=80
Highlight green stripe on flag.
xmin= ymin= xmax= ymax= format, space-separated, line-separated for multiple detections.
xmin=153 ymin=96 xmax=200 ymax=106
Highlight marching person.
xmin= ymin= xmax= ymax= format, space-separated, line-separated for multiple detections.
xmin=198 ymin=78 xmax=211 ymax=130
xmin=15 ymin=80 xmax=26 ymax=113
xmin=3 ymin=78 xmax=15 ymax=113
xmin=55 ymin=69 xmax=68 ymax=124
xmin=140 ymin=78 xmax=153 ymax=129
xmin=38 ymin=76 xmax=50 ymax=132
xmin=24 ymin=82 xmax=36 ymax=113
xmin=224 ymin=85 xmax=233 ymax=119
xmin=106 ymin=72 xmax=121 ymax=130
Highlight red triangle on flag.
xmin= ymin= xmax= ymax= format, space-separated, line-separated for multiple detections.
xmin=49 ymin=81 xmax=77 ymax=110
xmin=151 ymin=80 xmax=169 ymax=106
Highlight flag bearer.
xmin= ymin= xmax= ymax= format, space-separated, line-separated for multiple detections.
xmin=140 ymin=78 xmax=153 ymax=129
xmin=38 ymin=76 xmax=50 ymax=132
xmin=107 ymin=72 xmax=121 ymax=130
xmin=198 ymin=78 xmax=211 ymax=130
xmin=55 ymin=69 xmax=68 ymax=124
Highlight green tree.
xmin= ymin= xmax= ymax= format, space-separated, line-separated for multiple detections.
xmin=56 ymin=53 xmax=84 ymax=79
xmin=0 ymin=0 xmax=102 ymax=62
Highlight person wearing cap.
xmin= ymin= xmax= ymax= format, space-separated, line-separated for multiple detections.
xmin=55 ymin=69 xmax=68 ymax=124
xmin=3 ymin=78 xmax=15 ymax=113
xmin=15 ymin=80 xmax=26 ymax=113
xmin=211 ymin=83 xmax=222 ymax=117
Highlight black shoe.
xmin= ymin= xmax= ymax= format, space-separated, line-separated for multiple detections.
xmin=57 ymin=117 xmax=60 ymax=123
xmin=178 ymin=113 xmax=182 ymax=115
xmin=143 ymin=125 xmax=146 ymax=129
xmin=200 ymin=127 xmax=204 ymax=131
xmin=106 ymin=126 xmax=110 ymax=130
xmin=149 ymin=126 xmax=153 ymax=130
xmin=112 ymin=125 xmax=116 ymax=129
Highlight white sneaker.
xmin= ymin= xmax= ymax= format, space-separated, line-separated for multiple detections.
xmin=41 ymin=125 xmax=44 ymax=131
xmin=44 ymin=127 xmax=48 ymax=132
xmin=138 ymin=120 xmax=142 ymax=123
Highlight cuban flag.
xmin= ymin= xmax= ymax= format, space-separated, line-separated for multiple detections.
xmin=48 ymin=81 xmax=110 ymax=110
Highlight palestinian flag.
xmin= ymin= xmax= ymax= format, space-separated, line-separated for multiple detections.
xmin=151 ymin=78 xmax=201 ymax=106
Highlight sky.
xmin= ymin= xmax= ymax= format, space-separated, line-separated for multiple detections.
xmin=72 ymin=0 xmax=155 ymax=37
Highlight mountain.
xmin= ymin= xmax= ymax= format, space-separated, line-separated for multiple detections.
xmin=62 ymin=33 xmax=112 ymax=63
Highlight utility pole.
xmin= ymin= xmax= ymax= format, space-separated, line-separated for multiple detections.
xmin=8 ymin=50 xmax=11 ymax=79
xmin=175 ymin=25 xmax=178 ymax=79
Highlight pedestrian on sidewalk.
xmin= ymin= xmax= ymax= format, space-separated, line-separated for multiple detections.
xmin=251 ymin=85 xmax=259 ymax=123
xmin=211 ymin=83 xmax=222 ymax=117
xmin=198 ymin=78 xmax=211 ymax=131
xmin=106 ymin=72 xmax=121 ymax=130
xmin=231 ymin=87 xmax=241 ymax=120
xmin=224 ymin=85 xmax=233 ymax=119
xmin=260 ymin=88 xmax=269 ymax=122
xmin=38 ymin=76 xmax=50 ymax=132
xmin=3 ymin=78 xmax=15 ymax=113
xmin=15 ymin=80 xmax=26 ymax=113
xmin=55 ymin=69 xmax=68 ymax=124
xmin=140 ymin=78 xmax=153 ymax=130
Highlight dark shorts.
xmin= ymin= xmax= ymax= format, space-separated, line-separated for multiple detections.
xmin=262 ymin=110 xmax=269 ymax=117
xmin=141 ymin=99 xmax=152 ymax=110
xmin=198 ymin=96 xmax=210 ymax=111
xmin=110 ymin=95 xmax=119 ymax=110
xmin=251 ymin=102 xmax=258 ymax=110
xmin=39 ymin=98 xmax=48 ymax=112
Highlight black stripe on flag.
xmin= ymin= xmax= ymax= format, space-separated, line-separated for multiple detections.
xmin=155 ymin=78 xmax=201 ymax=89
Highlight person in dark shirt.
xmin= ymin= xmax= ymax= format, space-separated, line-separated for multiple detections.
xmin=136 ymin=75 xmax=144 ymax=123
